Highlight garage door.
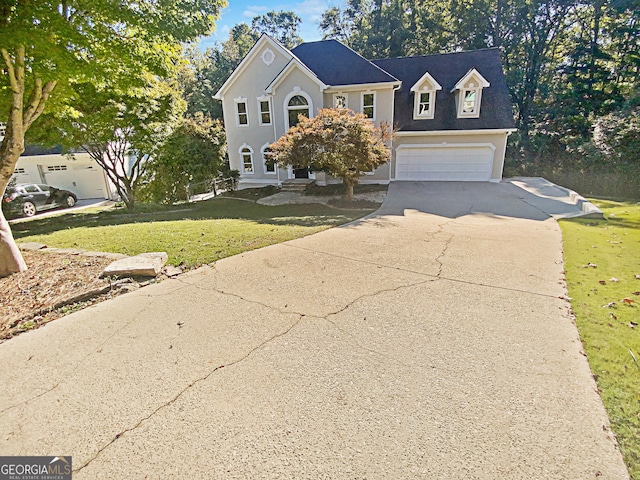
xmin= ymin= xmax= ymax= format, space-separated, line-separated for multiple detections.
xmin=395 ymin=145 xmax=494 ymax=181
xmin=43 ymin=167 xmax=109 ymax=199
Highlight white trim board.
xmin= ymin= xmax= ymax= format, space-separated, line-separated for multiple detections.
xmin=394 ymin=129 xmax=516 ymax=136
xmin=395 ymin=142 xmax=496 ymax=152
xmin=265 ymin=59 xmax=327 ymax=95
xmin=324 ymin=82 xmax=400 ymax=93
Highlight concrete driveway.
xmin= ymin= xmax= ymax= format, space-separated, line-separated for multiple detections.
xmin=0 ymin=181 xmax=628 ymax=479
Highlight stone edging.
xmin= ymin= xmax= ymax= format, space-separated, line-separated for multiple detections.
xmin=18 ymin=242 xmax=129 ymax=260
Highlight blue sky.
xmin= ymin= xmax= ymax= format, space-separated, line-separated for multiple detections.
xmin=199 ymin=0 xmax=338 ymax=50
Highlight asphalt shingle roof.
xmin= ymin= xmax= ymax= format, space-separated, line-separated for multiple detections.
xmin=22 ymin=145 xmax=84 ymax=156
xmin=372 ymin=48 xmax=515 ymax=131
xmin=291 ymin=40 xmax=398 ymax=87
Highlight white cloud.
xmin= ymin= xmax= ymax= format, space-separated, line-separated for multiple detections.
xmin=242 ymin=5 xmax=271 ymax=18
xmin=295 ymin=0 xmax=329 ymax=20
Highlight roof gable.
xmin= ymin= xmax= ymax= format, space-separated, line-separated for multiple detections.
xmin=291 ymin=40 xmax=398 ymax=87
xmin=410 ymin=71 xmax=442 ymax=92
xmin=214 ymin=34 xmax=292 ymax=99
xmin=452 ymin=68 xmax=490 ymax=92
xmin=265 ymin=58 xmax=328 ymax=94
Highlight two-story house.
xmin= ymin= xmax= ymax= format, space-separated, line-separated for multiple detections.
xmin=214 ymin=35 xmax=515 ymax=189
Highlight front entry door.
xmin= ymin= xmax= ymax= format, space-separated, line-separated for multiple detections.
xmin=293 ymin=167 xmax=309 ymax=179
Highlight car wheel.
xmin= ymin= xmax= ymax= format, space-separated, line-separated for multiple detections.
xmin=65 ymin=195 xmax=76 ymax=208
xmin=22 ymin=201 xmax=36 ymax=217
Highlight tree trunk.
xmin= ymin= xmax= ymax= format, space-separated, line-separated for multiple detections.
xmin=0 ymin=45 xmax=57 ymax=277
xmin=343 ymin=179 xmax=355 ymax=202
xmin=0 ymin=142 xmax=28 ymax=277
xmin=0 ymin=208 xmax=27 ymax=276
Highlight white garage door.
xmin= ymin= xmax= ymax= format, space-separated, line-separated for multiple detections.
xmin=43 ymin=168 xmax=108 ymax=199
xmin=395 ymin=145 xmax=494 ymax=181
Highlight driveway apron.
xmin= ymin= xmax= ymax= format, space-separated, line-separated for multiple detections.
xmin=0 ymin=181 xmax=629 ymax=479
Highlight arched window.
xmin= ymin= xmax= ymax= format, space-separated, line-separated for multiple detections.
xmin=239 ymin=145 xmax=254 ymax=174
xmin=285 ymin=91 xmax=312 ymax=130
xmin=261 ymin=144 xmax=276 ymax=174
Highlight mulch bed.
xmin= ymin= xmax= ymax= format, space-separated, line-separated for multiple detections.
xmin=0 ymin=250 xmax=121 ymax=340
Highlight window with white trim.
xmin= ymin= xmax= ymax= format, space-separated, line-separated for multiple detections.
xmin=462 ymin=89 xmax=477 ymax=114
xmin=258 ymin=97 xmax=272 ymax=125
xmin=333 ymin=94 xmax=347 ymax=109
xmin=47 ymin=165 xmax=68 ymax=171
xmin=410 ymin=71 xmax=442 ymax=120
xmin=286 ymin=94 xmax=310 ymax=129
xmin=362 ymin=92 xmax=375 ymax=119
xmin=261 ymin=145 xmax=276 ymax=174
xmin=413 ymin=91 xmax=437 ymax=119
xmin=14 ymin=167 xmax=25 ymax=174
xmin=451 ymin=69 xmax=489 ymax=119
xmin=239 ymin=145 xmax=254 ymax=173
xmin=235 ymin=98 xmax=248 ymax=126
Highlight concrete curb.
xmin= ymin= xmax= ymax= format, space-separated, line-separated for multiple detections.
xmin=507 ymin=177 xmax=604 ymax=219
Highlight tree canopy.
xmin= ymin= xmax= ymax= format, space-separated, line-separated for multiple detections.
xmin=270 ymin=108 xmax=390 ymax=200
xmin=140 ymin=114 xmax=227 ymax=204
xmin=251 ymin=11 xmax=303 ymax=49
xmin=0 ymin=0 xmax=225 ymax=276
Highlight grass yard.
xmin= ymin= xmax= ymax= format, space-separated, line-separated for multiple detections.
xmin=560 ymin=199 xmax=640 ymax=478
xmin=10 ymin=197 xmax=374 ymax=268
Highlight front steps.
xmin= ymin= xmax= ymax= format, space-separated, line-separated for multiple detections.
xmin=280 ymin=179 xmax=315 ymax=192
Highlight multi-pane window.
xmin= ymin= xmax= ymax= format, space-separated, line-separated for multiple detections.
xmin=362 ymin=93 xmax=375 ymax=119
xmin=47 ymin=165 xmax=68 ymax=171
xmin=419 ymin=92 xmax=431 ymax=115
xmin=414 ymin=90 xmax=436 ymax=119
xmin=262 ymin=146 xmax=276 ymax=173
xmin=287 ymin=95 xmax=310 ymax=129
xmin=14 ymin=168 xmax=25 ymax=174
xmin=236 ymin=101 xmax=248 ymax=126
xmin=240 ymin=146 xmax=254 ymax=173
xmin=334 ymin=94 xmax=347 ymax=109
xmin=463 ymin=90 xmax=477 ymax=114
xmin=259 ymin=99 xmax=271 ymax=125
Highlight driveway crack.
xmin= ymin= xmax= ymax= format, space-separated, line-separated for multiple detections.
xmin=74 ymin=314 xmax=304 ymax=475
xmin=433 ymin=226 xmax=454 ymax=278
xmin=321 ymin=279 xmax=435 ymax=369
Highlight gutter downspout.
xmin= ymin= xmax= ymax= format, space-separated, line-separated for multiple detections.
xmin=390 ymin=82 xmax=402 ymax=183
xmin=271 ymin=95 xmax=281 ymax=186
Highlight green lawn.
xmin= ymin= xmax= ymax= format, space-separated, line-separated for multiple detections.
xmin=560 ymin=199 xmax=640 ymax=479
xmin=11 ymin=197 xmax=374 ymax=268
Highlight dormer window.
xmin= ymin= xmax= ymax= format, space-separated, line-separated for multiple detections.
xmin=462 ymin=89 xmax=477 ymax=114
xmin=451 ymin=68 xmax=490 ymax=119
xmin=410 ymin=71 xmax=442 ymax=120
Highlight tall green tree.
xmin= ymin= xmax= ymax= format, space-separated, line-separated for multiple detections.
xmin=141 ymin=114 xmax=226 ymax=204
xmin=251 ymin=11 xmax=303 ymax=49
xmin=44 ymin=77 xmax=185 ymax=210
xmin=181 ymin=24 xmax=259 ymax=119
xmin=0 ymin=0 xmax=224 ymax=276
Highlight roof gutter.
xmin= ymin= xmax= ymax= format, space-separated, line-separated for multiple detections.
xmin=395 ymin=128 xmax=517 ymax=136
xmin=324 ymin=81 xmax=401 ymax=93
